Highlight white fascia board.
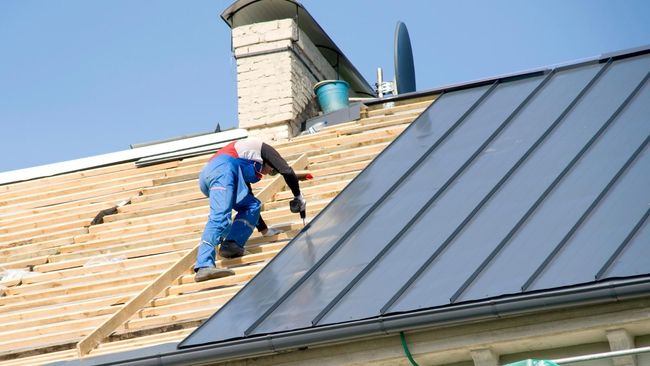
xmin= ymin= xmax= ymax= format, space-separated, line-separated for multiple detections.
xmin=136 ymin=143 xmax=230 ymax=166
xmin=0 ymin=129 xmax=248 ymax=186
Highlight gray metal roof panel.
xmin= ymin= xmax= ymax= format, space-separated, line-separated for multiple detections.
xmin=180 ymin=49 xmax=650 ymax=349
xmin=390 ymin=54 xmax=650 ymax=312
xmin=254 ymin=75 xmax=547 ymax=334
xmin=607 ymin=212 xmax=650 ymax=278
xmin=322 ymin=62 xmax=605 ymax=323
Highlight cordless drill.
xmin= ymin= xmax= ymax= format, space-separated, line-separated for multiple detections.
xmin=289 ymin=196 xmax=306 ymax=226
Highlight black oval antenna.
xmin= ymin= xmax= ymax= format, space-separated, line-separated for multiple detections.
xmin=394 ymin=21 xmax=416 ymax=94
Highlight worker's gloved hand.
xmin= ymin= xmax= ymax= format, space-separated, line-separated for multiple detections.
xmin=289 ymin=194 xmax=306 ymax=214
xmin=261 ymin=227 xmax=283 ymax=237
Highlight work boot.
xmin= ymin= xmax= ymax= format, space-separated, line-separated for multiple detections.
xmin=194 ymin=267 xmax=235 ymax=282
xmin=218 ymin=240 xmax=247 ymax=259
xmin=261 ymin=227 xmax=283 ymax=237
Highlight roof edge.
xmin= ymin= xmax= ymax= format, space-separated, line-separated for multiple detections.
xmin=0 ymin=129 xmax=247 ymax=186
xmin=57 ymin=276 xmax=650 ymax=366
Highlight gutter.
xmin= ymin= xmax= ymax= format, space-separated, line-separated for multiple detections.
xmin=52 ymin=276 xmax=650 ymax=366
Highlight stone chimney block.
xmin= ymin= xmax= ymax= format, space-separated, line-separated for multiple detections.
xmin=232 ymin=18 xmax=337 ymax=141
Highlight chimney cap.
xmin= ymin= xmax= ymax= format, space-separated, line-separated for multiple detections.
xmin=221 ymin=0 xmax=375 ymax=97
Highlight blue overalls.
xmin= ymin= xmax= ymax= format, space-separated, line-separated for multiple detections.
xmin=194 ymin=154 xmax=262 ymax=270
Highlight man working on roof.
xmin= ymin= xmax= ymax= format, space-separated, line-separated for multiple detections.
xmin=194 ymin=138 xmax=306 ymax=282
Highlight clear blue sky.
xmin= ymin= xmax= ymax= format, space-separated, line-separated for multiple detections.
xmin=1 ymin=0 xmax=648 ymax=173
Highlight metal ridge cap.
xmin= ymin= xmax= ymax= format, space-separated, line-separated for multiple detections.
xmin=62 ymin=276 xmax=650 ymax=366
xmin=601 ymin=44 xmax=650 ymax=60
xmin=366 ymin=44 xmax=650 ymax=106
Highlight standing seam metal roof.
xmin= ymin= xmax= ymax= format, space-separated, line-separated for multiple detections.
xmin=180 ymin=47 xmax=650 ymax=348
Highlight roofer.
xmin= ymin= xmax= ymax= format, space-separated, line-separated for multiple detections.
xmin=194 ymin=138 xmax=306 ymax=282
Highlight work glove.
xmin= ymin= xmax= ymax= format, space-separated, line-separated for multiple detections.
xmin=261 ymin=227 xmax=284 ymax=237
xmin=289 ymin=194 xmax=307 ymax=214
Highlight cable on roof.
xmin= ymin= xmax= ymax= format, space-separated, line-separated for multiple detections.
xmin=399 ymin=331 xmax=420 ymax=366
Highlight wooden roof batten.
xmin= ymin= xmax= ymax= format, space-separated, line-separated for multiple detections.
xmin=0 ymin=97 xmax=435 ymax=365
xmin=75 ymin=154 xmax=310 ymax=357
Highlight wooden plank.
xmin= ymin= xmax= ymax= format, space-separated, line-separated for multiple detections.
xmin=152 ymin=173 xmax=196 ymax=186
xmin=5 ymin=260 xmax=177 ymax=297
xmin=127 ymin=185 xmax=199 ymax=206
xmin=365 ymin=98 xmax=435 ymax=117
xmin=0 ymin=314 xmax=112 ymax=343
xmin=92 ymin=329 xmax=192 ymax=354
xmin=58 ymin=230 xmax=197 ymax=255
xmin=0 ymin=170 xmax=167 ymax=207
xmin=0 ymin=227 xmax=88 ymax=251
xmin=275 ymin=180 xmax=351 ymax=201
xmin=0 ymin=191 xmax=138 ymax=226
xmin=148 ymin=284 xmax=241 ymax=308
xmin=76 ymin=241 xmax=285 ymax=355
xmin=0 ymin=297 xmax=119 ymax=325
xmin=308 ymin=141 xmax=390 ymax=164
xmin=0 ymin=161 xmax=136 ymax=196
xmin=0 ymin=271 xmax=161 ymax=306
xmin=88 ymin=203 xmax=208 ymax=233
xmin=0 ymin=161 xmax=178 ymax=206
xmin=124 ymin=307 xmax=216 ymax=332
xmin=0 ymin=206 xmax=103 ymax=234
xmin=104 ymin=196 xmax=205 ymax=223
xmin=0 ymin=179 xmax=155 ymax=213
xmin=136 ymin=179 xmax=197 ymax=197
xmin=38 ymin=239 xmax=195 ymax=273
xmin=80 ymin=213 xmax=207 ymax=241
xmin=0 ymin=326 xmax=95 ymax=356
xmin=76 ymin=243 xmax=200 ymax=357
xmin=136 ymin=295 xmax=231 ymax=320
xmin=0 ymin=349 xmax=77 ymax=366
xmin=27 ymin=251 xmax=185 ymax=283
xmin=0 ymin=255 xmax=50 ymax=271
xmin=0 ymin=218 xmax=91 ymax=243
xmin=309 ymin=159 xmax=372 ymax=178
xmin=0 ymin=284 xmax=140 ymax=320
xmin=308 ymin=151 xmax=380 ymax=170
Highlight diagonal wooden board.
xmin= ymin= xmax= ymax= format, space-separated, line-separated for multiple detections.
xmin=76 ymin=153 xmax=310 ymax=357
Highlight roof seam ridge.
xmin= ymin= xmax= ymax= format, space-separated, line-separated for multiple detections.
xmin=522 ymin=59 xmax=647 ymax=290
xmin=449 ymin=70 xmax=557 ymax=303
xmin=379 ymin=82 xmax=501 ymax=314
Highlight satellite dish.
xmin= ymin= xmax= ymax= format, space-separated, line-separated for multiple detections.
xmin=394 ymin=21 xmax=416 ymax=94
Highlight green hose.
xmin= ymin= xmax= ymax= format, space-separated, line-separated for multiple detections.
xmin=400 ymin=331 xmax=420 ymax=366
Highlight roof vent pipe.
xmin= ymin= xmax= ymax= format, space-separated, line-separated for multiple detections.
xmin=376 ymin=67 xmax=395 ymax=98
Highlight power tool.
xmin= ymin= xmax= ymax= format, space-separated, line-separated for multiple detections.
xmin=289 ymin=197 xmax=306 ymax=226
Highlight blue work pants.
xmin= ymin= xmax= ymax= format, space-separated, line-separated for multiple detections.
xmin=194 ymin=157 xmax=261 ymax=270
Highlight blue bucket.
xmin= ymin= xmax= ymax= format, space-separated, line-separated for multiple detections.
xmin=314 ymin=80 xmax=350 ymax=114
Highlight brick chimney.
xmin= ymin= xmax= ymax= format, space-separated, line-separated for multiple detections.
xmin=232 ymin=18 xmax=337 ymax=141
